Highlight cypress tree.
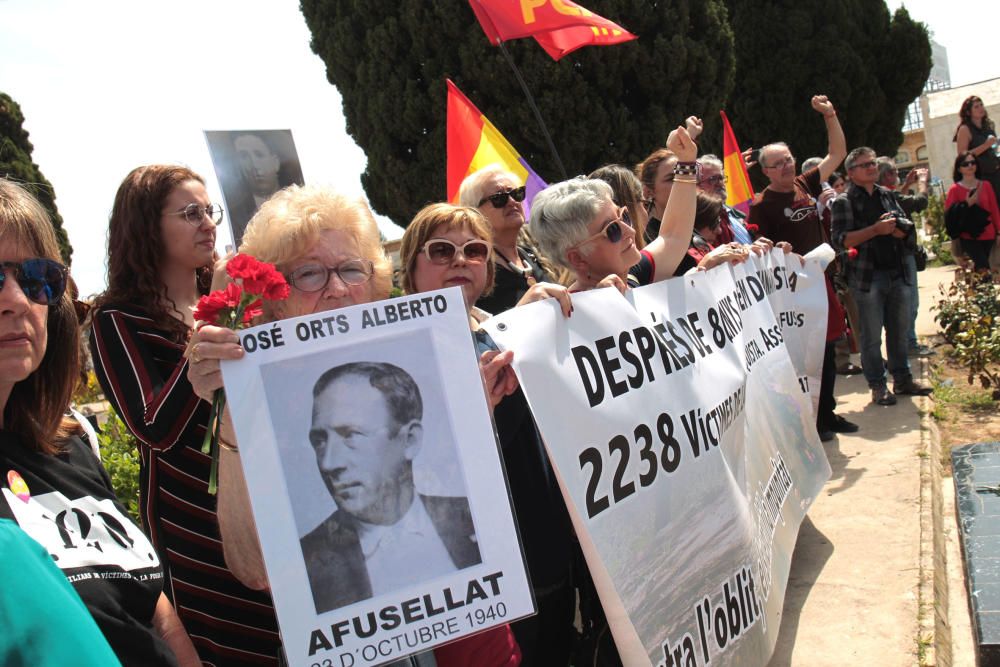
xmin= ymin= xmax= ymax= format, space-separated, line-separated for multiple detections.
xmin=0 ymin=92 xmax=72 ymax=264
xmin=301 ymin=0 xmax=735 ymax=226
xmin=723 ymin=0 xmax=930 ymax=177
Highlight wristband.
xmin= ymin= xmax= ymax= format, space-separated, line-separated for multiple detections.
xmin=673 ymin=161 xmax=699 ymax=177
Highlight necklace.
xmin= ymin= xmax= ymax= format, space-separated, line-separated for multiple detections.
xmin=493 ymin=247 xmax=537 ymax=285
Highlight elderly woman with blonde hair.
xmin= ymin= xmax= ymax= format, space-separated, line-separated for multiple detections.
xmin=186 ymin=185 xmax=520 ymax=667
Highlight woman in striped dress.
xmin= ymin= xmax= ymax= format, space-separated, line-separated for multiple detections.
xmin=90 ymin=165 xmax=283 ymax=666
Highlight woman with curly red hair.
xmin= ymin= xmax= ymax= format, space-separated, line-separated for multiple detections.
xmin=89 ymin=165 xmax=282 ymax=666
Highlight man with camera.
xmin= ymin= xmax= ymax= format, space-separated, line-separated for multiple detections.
xmin=831 ymin=147 xmax=933 ymax=406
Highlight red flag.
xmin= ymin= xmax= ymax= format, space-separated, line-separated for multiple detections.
xmin=468 ymin=0 xmax=637 ymax=60
xmin=720 ymin=111 xmax=755 ymax=214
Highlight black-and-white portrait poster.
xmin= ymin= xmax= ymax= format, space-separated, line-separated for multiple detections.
xmin=204 ymin=129 xmax=305 ymax=247
xmin=221 ymin=287 xmax=534 ymax=666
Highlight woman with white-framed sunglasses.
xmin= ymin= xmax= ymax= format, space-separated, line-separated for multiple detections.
xmin=399 ymin=203 xmax=574 ymax=666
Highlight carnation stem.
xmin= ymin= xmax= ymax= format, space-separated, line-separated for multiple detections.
xmin=203 ymin=389 xmax=227 ymax=495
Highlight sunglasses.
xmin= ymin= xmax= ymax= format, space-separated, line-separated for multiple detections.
xmin=478 ymin=186 xmax=526 ymax=208
xmin=960 ymin=160 xmax=977 ymax=167
xmin=285 ymin=259 xmax=374 ymax=292
xmin=421 ymin=239 xmax=491 ymax=265
xmin=851 ymin=160 xmax=877 ymax=170
xmin=572 ymin=207 xmax=633 ymax=248
xmin=0 ymin=258 xmax=68 ymax=306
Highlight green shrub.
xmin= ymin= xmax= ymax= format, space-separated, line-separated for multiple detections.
xmin=72 ymin=369 xmax=105 ymax=406
xmin=97 ymin=412 xmax=142 ymax=524
xmin=917 ymin=193 xmax=954 ymax=265
xmin=934 ymin=269 xmax=1000 ymax=399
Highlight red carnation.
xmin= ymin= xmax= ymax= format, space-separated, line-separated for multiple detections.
xmin=193 ymin=283 xmax=243 ymax=325
xmin=242 ymin=298 xmax=264 ymax=323
xmin=196 ymin=255 xmax=290 ymax=495
xmin=262 ymin=274 xmax=290 ymax=301
xmin=745 ymin=223 xmax=760 ymax=235
xmin=847 ymin=248 xmax=859 ymax=260
xmin=226 ymin=254 xmax=289 ymax=298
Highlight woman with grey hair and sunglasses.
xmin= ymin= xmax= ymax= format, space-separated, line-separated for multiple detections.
xmin=530 ymin=126 xmax=699 ymax=291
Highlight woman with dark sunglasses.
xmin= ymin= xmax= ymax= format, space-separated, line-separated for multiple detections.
xmin=945 ymin=151 xmax=1000 ymax=270
xmin=88 ymin=166 xmax=284 ymax=665
xmin=531 ymin=126 xmax=699 ymax=292
xmin=458 ymin=166 xmax=560 ymax=315
xmin=0 ymin=178 xmax=199 ymax=665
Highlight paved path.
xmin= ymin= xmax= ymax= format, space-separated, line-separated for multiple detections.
xmin=768 ymin=265 xmax=955 ymax=666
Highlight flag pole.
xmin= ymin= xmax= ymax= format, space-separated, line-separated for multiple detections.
xmin=497 ymin=40 xmax=568 ymax=180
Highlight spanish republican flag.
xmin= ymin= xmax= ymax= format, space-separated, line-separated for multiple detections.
xmin=446 ymin=79 xmax=547 ymax=210
xmin=720 ymin=110 xmax=755 ymax=214
xmin=468 ymin=0 xmax=637 ymax=61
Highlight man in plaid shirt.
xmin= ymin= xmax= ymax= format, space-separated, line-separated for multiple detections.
xmin=831 ymin=147 xmax=933 ymax=406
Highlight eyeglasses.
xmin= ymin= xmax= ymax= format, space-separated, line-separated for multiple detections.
xmin=285 ymin=259 xmax=374 ymax=292
xmin=421 ymin=239 xmax=491 ymax=265
xmin=478 ymin=186 xmax=526 ymax=208
xmin=0 ymin=258 xmax=68 ymax=306
xmin=850 ymin=160 xmax=878 ymax=170
xmin=960 ymin=160 xmax=977 ymax=167
xmin=168 ymin=203 xmax=224 ymax=226
xmin=763 ymin=155 xmax=795 ymax=169
xmin=700 ymin=174 xmax=725 ymax=185
xmin=571 ymin=207 xmax=633 ymax=248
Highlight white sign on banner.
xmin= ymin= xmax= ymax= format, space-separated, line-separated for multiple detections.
xmin=482 ymin=251 xmax=831 ymax=666
xmin=736 ymin=248 xmax=829 ymax=415
xmin=222 ymin=287 xmax=533 ymax=667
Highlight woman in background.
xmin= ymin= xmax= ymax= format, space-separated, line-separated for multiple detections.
xmin=89 ymin=165 xmax=282 ymax=665
xmin=954 ymin=95 xmax=1000 ymax=196
xmin=945 ymin=151 xmax=1000 ymax=271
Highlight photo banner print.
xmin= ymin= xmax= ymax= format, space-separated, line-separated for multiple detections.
xmin=221 ymin=287 xmax=533 ymax=666
xmin=482 ymin=249 xmax=831 ymax=666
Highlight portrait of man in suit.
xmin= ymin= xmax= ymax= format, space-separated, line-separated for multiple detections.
xmin=299 ymin=362 xmax=481 ymax=614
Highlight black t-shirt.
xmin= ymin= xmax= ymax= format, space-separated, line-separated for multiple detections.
xmin=476 ymin=246 xmax=552 ymax=315
xmin=747 ymin=167 xmax=826 ymax=253
xmin=0 ymin=432 xmax=176 ymax=667
xmin=627 ymin=249 xmax=657 ymax=287
xmin=473 ymin=331 xmax=573 ymax=588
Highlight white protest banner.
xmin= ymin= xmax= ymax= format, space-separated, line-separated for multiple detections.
xmin=222 ymin=287 xmax=533 ymax=667
xmin=737 ymin=248 xmax=828 ymax=415
xmin=482 ymin=253 xmax=831 ymax=666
